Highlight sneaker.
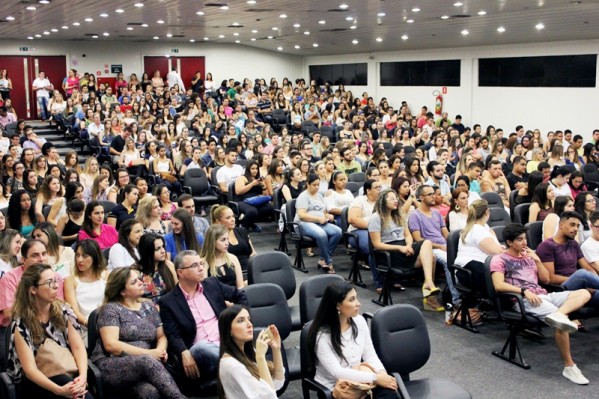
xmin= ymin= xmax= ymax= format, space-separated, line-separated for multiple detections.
xmin=545 ymin=312 xmax=578 ymax=334
xmin=563 ymin=364 xmax=589 ymax=385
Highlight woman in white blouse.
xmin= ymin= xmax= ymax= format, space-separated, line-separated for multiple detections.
xmin=108 ymin=219 xmax=142 ymax=270
xmin=325 ymin=171 xmax=354 ymax=226
xmin=307 ymin=281 xmax=399 ymax=398
xmin=218 ymin=305 xmax=285 ymax=399
xmin=448 ymin=187 xmax=470 ymax=232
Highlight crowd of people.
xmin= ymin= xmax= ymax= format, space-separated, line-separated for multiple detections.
xmin=0 ymin=68 xmax=598 ymax=395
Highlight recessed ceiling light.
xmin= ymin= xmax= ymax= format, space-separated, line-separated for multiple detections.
xmin=441 ymin=15 xmax=450 ymax=20
xmin=412 ymin=8 xmax=421 ymax=12
xmin=39 ymin=0 xmax=50 ymax=4
xmin=232 ymin=22 xmax=240 ymax=26
xmin=235 ymin=40 xmax=240 ymax=43
xmin=340 ymin=4 xmax=348 ymax=9
xmin=220 ymin=5 xmax=229 ymax=10
xmin=352 ymin=39 xmax=358 ymax=44
xmin=346 ymin=16 xmax=353 ymax=21
xmin=350 ymin=25 xmax=357 ymax=29
xmin=304 ymin=31 xmax=310 ymax=35
xmin=318 ymin=20 xmax=326 ymax=24
xmin=6 ymin=16 xmax=15 ymax=21
xmin=279 ymin=14 xmax=287 ymax=18
xmin=312 ymin=43 xmax=319 ymax=47
xmin=153 ymin=36 xmax=159 ymax=39
xmin=535 ymin=22 xmax=545 ymax=30
xmin=267 ymin=35 xmax=273 ymax=39
xmin=377 ymin=12 xmax=386 ymax=17
xmin=293 ymin=23 xmax=300 ymax=28
xmin=92 ymin=35 xmax=98 ymax=39
xmin=251 ymin=37 xmax=256 ymax=41
xmin=294 ymin=44 xmax=300 ymax=49
xmin=247 ymin=0 xmax=256 ymax=4
xmin=73 ymin=22 xmax=80 ymax=26
xmin=190 ymin=39 xmax=195 ymax=42
xmin=233 ymin=32 xmax=239 ymax=36
xmin=27 ymin=6 xmax=37 ymax=10
xmin=497 ymin=26 xmax=506 ymax=33
xmin=100 ymin=13 xmax=108 ymax=17
xmin=461 ymin=29 xmax=469 ymax=35
xmin=43 ymin=31 xmax=50 ymax=35
xmin=196 ymin=11 xmax=205 ymax=16
xmin=141 ymin=23 xmax=148 ymax=27
xmin=85 ymin=18 xmax=93 ymax=22
xmin=115 ymin=9 xmax=124 ymax=13
xmin=454 ymin=2 xmax=463 ymax=6
xmin=272 ymin=27 xmax=278 ymax=30
xmin=478 ymin=10 xmax=487 ymax=15
xmin=157 ymin=20 xmax=165 ymax=24
xmin=164 ymin=54 xmax=170 ymax=58
xmin=401 ymin=34 xmax=408 ymax=40
xmin=51 ymin=28 xmax=58 ymax=32
xmin=35 ymin=34 xmax=41 ymax=37
xmin=376 ymin=37 xmax=383 ymax=42
xmin=407 ymin=19 xmax=414 ymax=23
xmin=277 ymin=46 xmax=283 ymax=51
xmin=103 ymin=32 xmax=109 ymax=36
xmin=127 ymin=27 xmax=134 ymax=31
xmin=219 ymin=34 xmax=225 ymax=38
xmin=61 ymin=26 xmax=68 ymax=29
xmin=134 ymin=2 xmax=144 ymax=7
xmin=28 ymin=36 xmax=34 ymax=40
xmin=251 ymin=29 xmax=258 ymax=33
xmin=204 ymin=37 xmax=209 ymax=40
xmin=166 ymin=33 xmax=173 ymax=37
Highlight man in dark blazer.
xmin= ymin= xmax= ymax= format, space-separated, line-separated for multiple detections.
xmin=159 ymin=249 xmax=247 ymax=391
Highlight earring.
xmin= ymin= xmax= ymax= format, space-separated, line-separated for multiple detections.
xmin=455 ymin=205 xmax=460 ymax=211
xmin=337 ymin=310 xmax=340 ymax=315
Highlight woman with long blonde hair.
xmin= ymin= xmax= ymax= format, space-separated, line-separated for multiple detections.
xmin=80 ymin=157 xmax=99 ymax=190
xmin=200 ymin=224 xmax=245 ymax=289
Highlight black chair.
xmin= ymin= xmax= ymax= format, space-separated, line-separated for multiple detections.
xmin=513 ymin=203 xmax=530 ymax=225
xmin=480 ymin=192 xmax=504 ymax=209
xmin=488 ymin=207 xmax=511 ymax=227
xmin=483 ymin=256 xmax=545 ymax=369
xmin=582 ymin=163 xmax=599 ymax=191
xmin=301 ymin=120 xmax=317 ymax=135
xmin=226 ymin=181 xmax=243 ymax=224
xmin=285 ymin=198 xmax=317 ymax=273
xmin=245 ymin=283 xmax=298 ymax=387
xmin=4 ymin=122 xmax=17 ymax=137
xmin=102 ymin=247 xmax=111 ymax=261
xmin=42 ymin=204 xmax=52 ymax=221
xmin=345 ymin=181 xmax=361 ymax=197
xmin=299 ymin=274 xmax=344 ymax=326
xmin=248 ymin=251 xmax=301 ymax=331
xmin=0 ymin=208 xmax=7 ymax=217
xmin=509 ymin=190 xmax=520 ymax=219
xmin=347 ymin=172 xmax=366 ymax=183
xmin=492 ymin=225 xmax=505 ymax=243
xmin=272 ymin=109 xmax=287 ymax=132
xmin=182 ymin=168 xmax=221 ymax=209
xmin=300 ymin=321 xmax=332 ymax=399
xmin=319 ymin=126 xmax=335 ymax=143
xmin=525 ymin=221 xmax=543 ymax=250
xmin=97 ymin=200 xmax=116 ymax=215
xmin=340 ymin=207 xmax=366 ymax=288
xmin=371 ymin=304 xmax=472 ymax=399
xmin=272 ymin=187 xmax=290 ymax=255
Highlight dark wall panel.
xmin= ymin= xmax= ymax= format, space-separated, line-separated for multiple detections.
xmin=380 ymin=60 xmax=461 ymax=86
xmin=309 ymin=63 xmax=368 ymax=86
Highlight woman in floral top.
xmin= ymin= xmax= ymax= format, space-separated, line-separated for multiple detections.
xmin=134 ymin=233 xmax=177 ymax=303
xmin=8 ymin=264 xmax=90 ymax=398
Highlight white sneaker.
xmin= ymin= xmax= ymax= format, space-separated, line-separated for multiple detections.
xmin=563 ymin=364 xmax=589 ymax=385
xmin=545 ymin=312 xmax=578 ymax=334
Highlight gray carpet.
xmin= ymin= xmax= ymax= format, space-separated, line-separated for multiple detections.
xmin=248 ymin=224 xmax=598 ymax=399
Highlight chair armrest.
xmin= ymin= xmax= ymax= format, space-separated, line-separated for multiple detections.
xmin=342 ymin=231 xmax=358 ymax=248
xmin=227 ymin=201 xmax=241 ymax=217
xmin=0 ymin=372 xmax=15 ymax=399
xmin=87 ymin=363 xmax=104 ymax=399
xmin=392 ymin=372 xmax=411 ymax=399
xmin=303 ymin=378 xmax=333 ymax=399
xmin=448 ymin=265 xmax=473 ymax=294
xmin=372 ymin=249 xmax=391 ymax=272
xmin=543 ymin=283 xmax=564 ymax=292
xmin=495 ymin=292 xmax=527 ymax=323
xmin=287 ymin=221 xmax=305 ymax=238
xmin=362 ymin=312 xmax=374 ymax=322
xmin=182 ymin=186 xmax=192 ymax=195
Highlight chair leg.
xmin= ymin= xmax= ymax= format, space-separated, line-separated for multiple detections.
xmin=347 ymin=252 xmax=366 ymax=288
xmin=293 ymin=244 xmax=309 ymax=273
xmin=451 ymin=295 xmax=480 ymax=334
xmin=275 ymin=230 xmax=291 ymax=255
xmin=372 ymin=271 xmax=392 ymax=307
xmin=492 ymin=325 xmax=531 ymax=369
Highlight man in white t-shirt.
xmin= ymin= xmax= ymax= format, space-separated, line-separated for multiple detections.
xmin=348 ymin=179 xmax=380 ymax=271
xmin=581 ymin=211 xmax=599 ymax=270
xmin=216 ymin=147 xmax=244 ymax=193
xmin=87 ymin=113 xmax=105 ymax=144
xmin=32 ymin=71 xmax=53 ymax=121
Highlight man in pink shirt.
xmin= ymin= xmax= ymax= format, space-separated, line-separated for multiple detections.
xmin=159 ymin=250 xmax=247 ymax=393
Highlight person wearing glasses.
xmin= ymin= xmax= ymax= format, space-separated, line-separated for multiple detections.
xmin=159 ymin=250 xmax=248 ymax=395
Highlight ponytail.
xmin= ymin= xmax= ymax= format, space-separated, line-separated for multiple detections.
xmin=460 ymin=199 xmax=489 ymax=243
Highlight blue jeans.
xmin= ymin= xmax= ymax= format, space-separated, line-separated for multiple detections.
xmin=37 ymin=96 xmax=49 ymax=120
xmin=300 ymin=221 xmax=342 ymax=264
xmin=563 ymin=269 xmax=599 ymax=306
xmin=434 ymin=249 xmax=460 ymax=304
xmin=189 ymin=340 xmax=220 ymax=378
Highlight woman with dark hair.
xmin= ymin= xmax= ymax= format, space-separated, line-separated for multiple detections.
xmin=56 ymin=199 xmax=85 ymax=247
xmin=6 ymin=161 xmax=25 ymax=195
xmin=568 ymin=171 xmax=588 ymax=199
xmin=107 ymin=184 xmax=139 ymax=229
xmin=153 ymin=183 xmax=178 ymax=222
xmin=35 ymin=175 xmax=63 ymax=219
xmin=447 ymin=187 xmax=470 ymax=232
xmin=92 ymin=267 xmax=187 ymax=398
xmin=392 ymin=175 xmax=419 ymax=214
xmin=218 ymin=305 xmax=285 ymax=399
xmin=295 ymin=173 xmax=342 ymax=273
xmin=108 ymin=219 xmax=143 ymax=270
xmin=78 ymin=201 xmax=118 ymax=250
xmin=234 ymin=159 xmax=274 ymax=232
xmin=0 ymin=229 xmax=21 ymax=276
xmin=543 ymin=196 xmax=576 ymax=240
xmin=64 ymin=239 xmax=107 ymax=331
xmin=582 ymin=143 xmax=599 ymax=165
xmin=152 ymin=144 xmax=181 ymax=195
xmin=324 ymin=170 xmax=354 ymax=226
xmin=47 ymin=181 xmax=83 ymax=227
xmin=516 ymin=170 xmax=544 ymax=205
xmin=22 ymin=168 xmax=40 ymax=197
xmin=8 ymin=264 xmax=91 ymax=398
xmin=135 ymin=233 xmax=177 ymax=303
xmin=264 ymin=158 xmax=285 ymax=197
xmin=164 ymin=209 xmax=204 ymax=261
xmin=529 ymin=182 xmax=555 ymax=223
xmin=575 ymin=191 xmax=597 ymax=241
xmin=32 ymin=222 xmax=75 ymax=277
xmin=306 ymin=281 xmax=398 ymax=397
xmin=549 ymin=165 xmax=572 ymax=197
xmin=210 ymin=205 xmax=256 ymax=273
xmin=403 ymin=156 xmax=425 ymax=186
xmin=7 ymin=189 xmax=38 ymax=236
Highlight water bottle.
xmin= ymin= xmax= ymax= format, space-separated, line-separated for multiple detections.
xmin=445 ymin=303 xmax=454 ymax=325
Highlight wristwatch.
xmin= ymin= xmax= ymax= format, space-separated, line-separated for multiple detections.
xmin=521 ymin=287 xmax=527 ymax=297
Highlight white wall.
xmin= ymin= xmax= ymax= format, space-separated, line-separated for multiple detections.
xmin=304 ymin=40 xmax=599 ymax=141
xmin=0 ymin=39 xmax=303 ymax=87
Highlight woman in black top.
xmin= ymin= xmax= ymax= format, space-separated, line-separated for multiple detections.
xmin=56 ymin=199 xmax=85 ymax=247
xmin=200 ymin=225 xmax=245 ymax=288
xmin=210 ymin=205 xmax=256 ymax=272
xmin=234 ymin=159 xmax=274 ymax=232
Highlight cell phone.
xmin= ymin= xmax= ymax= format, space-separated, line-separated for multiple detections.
xmin=262 ymin=327 xmax=273 ymax=341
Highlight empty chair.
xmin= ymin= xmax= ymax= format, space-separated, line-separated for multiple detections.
xmin=481 ymin=192 xmax=504 ymax=209
xmin=488 ymin=207 xmax=511 ymax=227
xmin=182 ymin=168 xmax=221 ymax=209
xmin=345 ymin=181 xmax=361 ymax=197
xmin=348 ymin=172 xmax=366 ymax=183
xmin=299 ymin=274 xmax=344 ymax=325
xmin=248 ymin=251 xmax=301 ymax=330
xmin=272 ymin=108 xmax=287 ymax=131
xmin=513 ymin=203 xmax=531 ymax=225
xmin=371 ymin=304 xmax=472 ymax=399
xmin=492 ymin=225 xmax=505 ymax=243
xmin=525 ymin=221 xmax=543 ymax=250
xmin=320 ymin=125 xmax=335 ymax=143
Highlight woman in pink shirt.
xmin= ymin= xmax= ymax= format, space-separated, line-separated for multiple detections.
xmin=78 ymin=201 xmax=118 ymax=250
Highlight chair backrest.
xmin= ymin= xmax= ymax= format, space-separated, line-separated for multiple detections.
xmin=245 ymin=283 xmax=292 ymax=340
xmin=235 ymin=159 xmax=248 ymax=168
xmin=4 ymin=122 xmax=17 ymax=137
xmin=285 ymin=198 xmax=298 ymax=235
xmin=272 ymin=187 xmax=284 ymax=210
xmin=525 ymin=221 xmax=544 ymax=250
xmin=228 ymin=180 xmax=237 ymax=202
xmin=509 ymin=190 xmax=519 ymax=217
xmin=272 ymin=109 xmax=286 ymax=123
xmin=300 ymin=321 xmax=316 ymax=379
xmin=492 ymin=225 xmax=505 ymax=243
xmin=483 ymin=255 xmax=498 ymax=307
xmin=248 ymin=251 xmax=296 ymax=301
xmin=210 ymin=166 xmax=220 ymax=186
xmin=42 ymin=204 xmax=52 ymax=221
xmin=371 ymin=304 xmax=430 ymax=378
xmin=97 ymin=200 xmax=116 ymax=215
xmin=0 ymin=207 xmax=7 ymax=217
xmin=340 ymin=207 xmax=350 ymax=232
xmin=513 ymin=203 xmax=530 ymax=225
xmin=102 ymin=247 xmax=111 ymax=261
xmin=582 ymin=163 xmax=598 ymax=176
xmin=348 ymin=172 xmax=366 ymax=183
xmin=481 ymin=192 xmax=504 ymax=208
xmin=183 ymin=168 xmax=210 ymax=196
xmin=87 ymin=308 xmax=100 ymax=357
xmin=488 ymin=207 xmax=511 ymax=228
xmin=345 ymin=182 xmax=361 ymax=197
xmin=447 ymin=229 xmax=461 ymax=267
xmin=299 ymin=274 xmax=344 ymax=325
xmin=1 ymin=326 xmax=10 ymax=372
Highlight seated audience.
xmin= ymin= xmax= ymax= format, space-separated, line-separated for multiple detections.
xmin=324 ymin=170 xmax=354 ymax=226
xmin=106 ymin=184 xmax=138 ymax=229
xmin=78 ymin=200 xmax=118 ymax=249
xmin=32 ymin=222 xmax=75 ymax=277
xmin=234 ymin=159 xmax=274 ymax=232
xmin=107 ymin=219 xmax=142 ymax=270
xmin=574 ymin=191 xmax=597 ymax=242
xmin=447 ymin=187 xmax=469 ymax=232
xmin=165 ymin=209 xmax=204 ymax=261
xmin=135 ymin=233 xmax=177 ymax=303
xmin=542 ymin=196 xmax=575 ymax=240
xmin=56 ymin=198 xmax=84 ymax=247
xmin=7 ymin=189 xmax=39 ymax=236
xmin=177 ymin=194 xmax=210 ymax=236
xmin=200 ymin=225 xmax=245 ymax=289
xmin=154 ymin=183 xmax=178 ymax=221
xmin=347 ymin=179 xmax=380 ymax=268
xmin=581 ymin=211 xmax=599 ymax=271
xmin=137 ymin=196 xmax=169 ymax=236
xmin=0 ymin=229 xmax=21 ymax=277
xmin=210 ymin=205 xmax=256 ymax=272
xmin=529 ymin=182 xmax=555 ymax=223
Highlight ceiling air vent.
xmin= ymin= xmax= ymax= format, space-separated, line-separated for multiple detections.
xmin=246 ymin=8 xmax=274 ymax=12
xmin=451 ymin=14 xmax=472 ymax=18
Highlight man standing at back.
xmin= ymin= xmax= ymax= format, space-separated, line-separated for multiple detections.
xmin=32 ymin=71 xmax=53 ymax=121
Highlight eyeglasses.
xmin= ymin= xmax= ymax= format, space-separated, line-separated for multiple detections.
xmin=586 ymin=198 xmax=597 ymax=203
xmin=179 ymin=262 xmax=202 ymax=270
xmin=37 ymin=278 xmax=59 ymax=289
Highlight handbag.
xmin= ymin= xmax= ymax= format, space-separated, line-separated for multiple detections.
xmin=159 ymin=172 xmax=178 ymax=183
xmin=35 ymin=338 xmax=78 ymax=378
xmin=332 ymin=362 xmax=377 ymax=399
xmin=244 ymin=195 xmax=272 ymax=206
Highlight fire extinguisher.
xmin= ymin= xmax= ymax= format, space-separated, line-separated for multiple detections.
xmin=433 ymin=90 xmax=442 ymax=116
